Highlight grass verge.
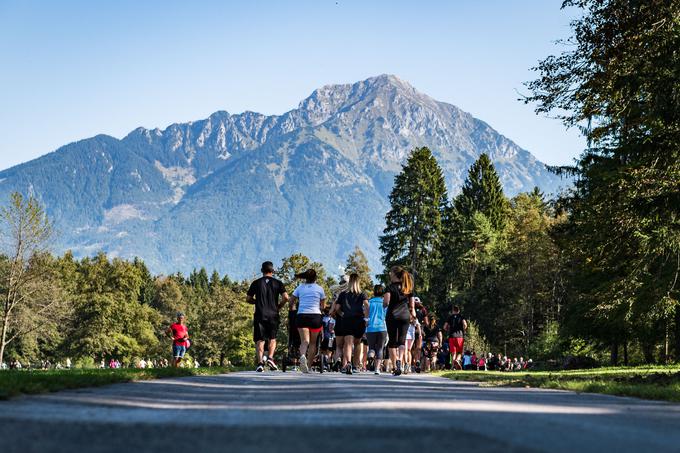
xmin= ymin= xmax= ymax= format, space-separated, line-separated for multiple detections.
xmin=439 ymin=366 xmax=680 ymax=402
xmin=0 ymin=366 xmax=234 ymax=400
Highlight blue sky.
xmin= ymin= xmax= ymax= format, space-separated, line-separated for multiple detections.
xmin=0 ymin=0 xmax=584 ymax=171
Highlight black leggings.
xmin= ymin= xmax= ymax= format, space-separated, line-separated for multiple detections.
xmin=366 ymin=331 xmax=388 ymax=359
xmin=386 ymin=318 xmax=409 ymax=348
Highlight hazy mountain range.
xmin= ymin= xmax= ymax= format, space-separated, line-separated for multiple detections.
xmin=0 ymin=75 xmax=566 ymax=278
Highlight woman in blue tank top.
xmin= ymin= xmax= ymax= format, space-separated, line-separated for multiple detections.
xmin=366 ymin=284 xmax=388 ymax=375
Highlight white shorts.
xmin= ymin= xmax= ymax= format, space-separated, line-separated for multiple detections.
xmin=406 ymin=324 xmax=415 ymax=340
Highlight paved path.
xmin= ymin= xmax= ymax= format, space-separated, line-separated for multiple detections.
xmin=2 ymin=371 xmax=680 ymax=452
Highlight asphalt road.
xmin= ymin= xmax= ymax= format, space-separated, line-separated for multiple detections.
xmin=1 ymin=371 xmax=680 ymax=453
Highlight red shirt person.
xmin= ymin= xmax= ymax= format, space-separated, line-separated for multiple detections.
xmin=166 ymin=312 xmax=189 ymax=367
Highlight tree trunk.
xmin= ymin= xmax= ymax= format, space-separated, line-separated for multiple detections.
xmin=0 ymin=312 xmax=9 ymax=366
xmin=623 ymin=342 xmax=629 ymax=366
xmin=675 ymin=308 xmax=680 ymax=363
xmin=610 ymin=342 xmax=619 ymax=366
xmin=665 ymin=319 xmax=670 ymax=364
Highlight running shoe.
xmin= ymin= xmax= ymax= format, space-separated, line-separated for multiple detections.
xmin=266 ymin=358 xmax=278 ymax=371
xmin=256 ymin=363 xmax=264 ymax=372
xmin=345 ymin=364 xmax=353 ymax=375
xmin=300 ymin=355 xmax=309 ymax=373
xmin=394 ymin=360 xmax=402 ymax=376
xmin=374 ymin=369 xmax=381 ymax=375
xmin=415 ymin=361 xmax=421 ymax=373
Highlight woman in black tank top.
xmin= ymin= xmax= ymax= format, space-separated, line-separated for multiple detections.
xmin=383 ymin=266 xmax=416 ymax=376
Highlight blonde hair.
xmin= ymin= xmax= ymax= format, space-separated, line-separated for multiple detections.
xmin=390 ymin=266 xmax=414 ymax=295
xmin=347 ymin=273 xmax=361 ymax=294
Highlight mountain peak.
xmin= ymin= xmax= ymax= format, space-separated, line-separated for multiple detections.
xmin=295 ymin=74 xmax=427 ymax=126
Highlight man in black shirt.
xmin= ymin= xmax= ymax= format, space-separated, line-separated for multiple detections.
xmin=443 ymin=305 xmax=468 ymax=370
xmin=247 ymin=261 xmax=289 ymax=372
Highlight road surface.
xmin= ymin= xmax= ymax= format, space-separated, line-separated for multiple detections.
xmin=1 ymin=371 xmax=679 ymax=452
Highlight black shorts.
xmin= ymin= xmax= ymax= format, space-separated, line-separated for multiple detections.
xmin=320 ymin=336 xmax=335 ymax=351
xmin=296 ymin=313 xmax=323 ymax=330
xmin=335 ymin=317 xmax=366 ymax=339
xmin=254 ymin=317 xmax=279 ymax=342
xmin=386 ymin=317 xmax=409 ymax=347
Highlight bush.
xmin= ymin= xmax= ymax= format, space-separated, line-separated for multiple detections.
xmin=74 ymin=357 xmax=96 ymax=369
xmin=466 ymin=321 xmax=490 ymax=355
xmin=562 ymin=355 xmax=599 ymax=370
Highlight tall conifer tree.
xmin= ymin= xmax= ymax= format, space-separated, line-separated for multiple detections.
xmin=379 ymin=147 xmax=448 ymax=294
xmin=454 ymin=153 xmax=509 ymax=230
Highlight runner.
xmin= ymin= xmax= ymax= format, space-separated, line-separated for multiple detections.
xmin=290 ymin=269 xmax=326 ymax=373
xmin=422 ymin=315 xmax=442 ymax=372
xmin=359 ymin=335 xmax=369 ymax=372
xmin=383 ymin=266 xmax=416 ymax=376
xmin=166 ymin=312 xmax=189 ymax=367
xmin=332 ymin=273 xmax=369 ymax=375
xmin=404 ymin=317 xmax=421 ymax=374
xmin=320 ymin=306 xmax=336 ymax=372
xmin=413 ymin=297 xmax=428 ymax=372
xmin=366 ymin=284 xmax=388 ymax=375
xmin=286 ymin=296 xmax=302 ymax=371
xmin=329 ymin=275 xmax=349 ymax=371
xmin=246 ymin=261 xmax=289 ymax=372
xmin=443 ymin=305 xmax=468 ymax=370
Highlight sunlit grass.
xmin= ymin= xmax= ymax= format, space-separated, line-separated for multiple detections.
xmin=439 ymin=365 xmax=680 ymax=402
xmin=0 ymin=367 xmax=234 ymax=400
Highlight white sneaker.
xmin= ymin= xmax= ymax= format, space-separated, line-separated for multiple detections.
xmin=300 ymin=355 xmax=309 ymax=373
xmin=374 ymin=370 xmax=381 ymax=375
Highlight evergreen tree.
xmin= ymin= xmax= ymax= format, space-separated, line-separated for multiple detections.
xmin=344 ymin=246 xmax=373 ymax=292
xmin=379 ymin=147 xmax=448 ymax=294
xmin=454 ymin=153 xmax=509 ymax=231
xmin=434 ymin=155 xmax=510 ymax=314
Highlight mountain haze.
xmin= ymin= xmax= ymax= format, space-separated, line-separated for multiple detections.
xmin=0 ymin=75 xmax=566 ymax=278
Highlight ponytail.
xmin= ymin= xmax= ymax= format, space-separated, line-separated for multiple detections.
xmin=402 ymin=271 xmax=414 ymax=295
xmin=390 ymin=265 xmax=414 ymax=294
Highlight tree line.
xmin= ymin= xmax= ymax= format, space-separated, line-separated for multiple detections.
xmin=379 ymin=0 xmax=679 ymax=365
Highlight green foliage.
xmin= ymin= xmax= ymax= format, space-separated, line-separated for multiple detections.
xmin=528 ymin=321 xmax=563 ymax=361
xmin=276 ymin=253 xmax=333 ymax=298
xmin=527 ymin=0 xmax=680 ymax=363
xmin=379 ymin=147 xmax=448 ymax=293
xmin=435 ymin=157 xmax=567 ymax=358
xmin=192 ymin=285 xmax=251 ymax=366
xmin=344 ymin=246 xmax=373 ymax=292
xmin=454 ymin=153 xmax=509 ymax=231
xmin=0 ymin=192 xmax=62 ymax=365
xmin=465 ymin=321 xmax=491 ymax=355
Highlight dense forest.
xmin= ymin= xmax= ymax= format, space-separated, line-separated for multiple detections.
xmin=1 ymin=0 xmax=678 ymax=368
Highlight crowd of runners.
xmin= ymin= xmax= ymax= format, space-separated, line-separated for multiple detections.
xmin=163 ymin=261 xmax=535 ymax=374
xmin=239 ymin=261 xmax=472 ymax=375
